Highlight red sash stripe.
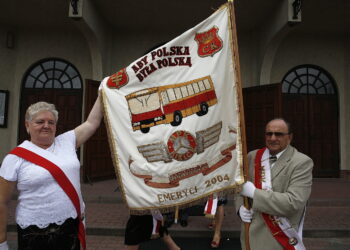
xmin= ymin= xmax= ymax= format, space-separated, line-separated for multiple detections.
xmin=205 ymin=195 xmax=214 ymax=214
xmin=254 ymin=147 xmax=265 ymax=189
xmin=10 ymin=147 xmax=86 ymax=250
xmin=254 ymin=147 xmax=295 ymax=250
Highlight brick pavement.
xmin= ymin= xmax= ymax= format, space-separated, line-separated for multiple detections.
xmin=5 ymin=178 xmax=350 ymax=249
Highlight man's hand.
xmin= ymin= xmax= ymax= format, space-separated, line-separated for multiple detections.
xmin=240 ymin=181 xmax=256 ymax=198
xmin=239 ymin=205 xmax=254 ymax=223
xmin=0 ymin=241 xmax=9 ymax=250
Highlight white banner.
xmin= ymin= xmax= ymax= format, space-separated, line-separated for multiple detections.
xmin=101 ymin=3 xmax=244 ymax=212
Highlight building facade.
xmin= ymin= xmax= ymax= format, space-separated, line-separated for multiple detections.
xmin=0 ymin=0 xmax=349 ymax=179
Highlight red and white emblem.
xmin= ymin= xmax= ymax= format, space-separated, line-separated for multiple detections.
xmin=167 ymin=131 xmax=197 ymax=161
xmin=194 ymin=26 xmax=223 ymax=57
xmin=107 ymin=68 xmax=129 ymax=89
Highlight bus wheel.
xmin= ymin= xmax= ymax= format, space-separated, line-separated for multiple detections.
xmin=197 ymin=103 xmax=209 ymax=116
xmin=171 ymin=111 xmax=182 ymax=126
xmin=140 ymin=127 xmax=150 ymax=133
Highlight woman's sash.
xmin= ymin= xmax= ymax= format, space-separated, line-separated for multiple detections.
xmin=254 ymin=147 xmax=305 ymax=250
xmin=9 ymin=146 xmax=86 ymax=250
xmin=204 ymin=194 xmax=218 ymax=218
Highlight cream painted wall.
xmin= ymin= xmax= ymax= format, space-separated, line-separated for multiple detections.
xmin=271 ymin=32 xmax=348 ymax=171
xmin=0 ymin=28 xmax=92 ymax=161
xmin=237 ymin=32 xmax=260 ymax=87
xmin=271 ymin=33 xmax=344 ymax=84
xmin=108 ymin=31 xmax=189 ymax=75
xmin=107 ymin=30 xmax=261 ymax=89
xmin=342 ymin=35 xmax=350 ymax=173
xmin=0 ymin=27 xmax=17 ymax=159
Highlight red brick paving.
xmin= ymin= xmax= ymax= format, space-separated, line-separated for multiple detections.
xmin=5 ymin=178 xmax=350 ymax=249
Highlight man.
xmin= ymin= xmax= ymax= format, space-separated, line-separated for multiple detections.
xmin=236 ymin=118 xmax=313 ymax=250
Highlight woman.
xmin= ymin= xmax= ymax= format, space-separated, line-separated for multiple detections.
xmin=209 ymin=197 xmax=227 ymax=248
xmin=0 ymin=94 xmax=103 ymax=250
xmin=125 ymin=212 xmax=181 ymax=250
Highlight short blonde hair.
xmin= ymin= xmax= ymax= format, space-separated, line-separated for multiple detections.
xmin=25 ymin=101 xmax=59 ymax=122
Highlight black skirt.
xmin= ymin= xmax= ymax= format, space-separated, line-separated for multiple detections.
xmin=124 ymin=215 xmax=168 ymax=246
xmin=17 ymin=217 xmax=80 ymax=250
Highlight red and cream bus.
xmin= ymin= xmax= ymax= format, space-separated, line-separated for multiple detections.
xmin=125 ymin=75 xmax=218 ymax=133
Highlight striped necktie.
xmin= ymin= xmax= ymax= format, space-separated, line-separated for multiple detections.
xmin=269 ymin=155 xmax=277 ymax=166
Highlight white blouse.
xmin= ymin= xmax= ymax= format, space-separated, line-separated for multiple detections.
xmin=0 ymin=130 xmax=85 ymax=229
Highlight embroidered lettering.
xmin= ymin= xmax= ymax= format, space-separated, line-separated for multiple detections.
xmin=157 ymin=186 xmax=198 ymax=203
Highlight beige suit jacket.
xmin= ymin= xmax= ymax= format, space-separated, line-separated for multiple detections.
xmin=235 ymin=145 xmax=313 ymax=250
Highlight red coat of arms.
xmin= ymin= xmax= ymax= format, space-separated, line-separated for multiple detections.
xmin=107 ymin=68 xmax=129 ymax=89
xmin=194 ymin=26 xmax=223 ymax=57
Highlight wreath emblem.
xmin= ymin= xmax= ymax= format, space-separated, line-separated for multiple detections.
xmin=167 ymin=131 xmax=197 ymax=161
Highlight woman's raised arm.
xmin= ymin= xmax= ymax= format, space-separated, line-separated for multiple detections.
xmin=74 ymin=94 xmax=103 ymax=149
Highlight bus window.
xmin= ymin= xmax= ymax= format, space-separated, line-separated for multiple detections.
xmin=128 ymin=92 xmax=160 ymax=114
xmin=198 ymin=81 xmax=205 ymax=91
xmin=181 ymin=86 xmax=189 ymax=97
xmin=167 ymin=88 xmax=176 ymax=102
xmin=161 ymin=91 xmax=169 ymax=105
xmin=203 ymin=78 xmax=211 ymax=89
xmin=174 ymin=87 xmax=182 ymax=99
xmin=187 ymin=84 xmax=194 ymax=95
xmin=193 ymin=82 xmax=200 ymax=93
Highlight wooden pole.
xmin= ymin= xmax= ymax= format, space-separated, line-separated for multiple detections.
xmin=227 ymin=1 xmax=251 ymax=249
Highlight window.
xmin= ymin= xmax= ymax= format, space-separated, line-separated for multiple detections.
xmin=282 ymin=65 xmax=335 ymax=95
xmin=161 ymin=91 xmax=169 ymax=105
xmin=192 ymin=82 xmax=200 ymax=93
xmin=174 ymin=88 xmax=182 ymax=99
xmin=23 ymin=58 xmax=82 ymax=89
xmin=187 ymin=85 xmax=194 ymax=95
xmin=167 ymin=89 xmax=176 ymax=101
xmin=180 ymin=86 xmax=189 ymax=97
xmin=198 ymin=81 xmax=205 ymax=91
xmin=203 ymin=79 xmax=211 ymax=89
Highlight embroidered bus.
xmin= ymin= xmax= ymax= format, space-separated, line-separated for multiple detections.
xmin=125 ymin=76 xmax=218 ymax=133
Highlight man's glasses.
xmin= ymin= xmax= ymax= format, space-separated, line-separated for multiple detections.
xmin=265 ymin=132 xmax=289 ymax=137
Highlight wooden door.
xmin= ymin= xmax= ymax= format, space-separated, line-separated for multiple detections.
xmin=283 ymin=94 xmax=339 ymax=177
xmin=281 ymin=94 xmax=309 ymax=155
xmin=309 ymin=95 xmax=339 ymax=177
xmin=83 ymin=80 xmax=115 ymax=182
xmin=243 ymin=83 xmax=282 ymax=152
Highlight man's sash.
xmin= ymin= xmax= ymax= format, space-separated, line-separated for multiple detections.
xmin=9 ymin=146 xmax=86 ymax=250
xmin=254 ymin=147 xmax=305 ymax=250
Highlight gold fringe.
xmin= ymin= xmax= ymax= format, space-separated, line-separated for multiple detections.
xmin=174 ymin=206 xmax=179 ymax=223
xmin=128 ymin=188 xmax=236 ymax=216
xmin=205 ymin=214 xmax=215 ymax=219
xmin=100 ymin=90 xmax=129 ymax=206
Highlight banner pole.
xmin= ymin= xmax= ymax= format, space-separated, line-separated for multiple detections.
xmin=227 ymin=1 xmax=251 ymax=250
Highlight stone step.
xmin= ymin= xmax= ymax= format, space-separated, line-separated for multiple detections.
xmin=7 ymin=202 xmax=350 ymax=239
